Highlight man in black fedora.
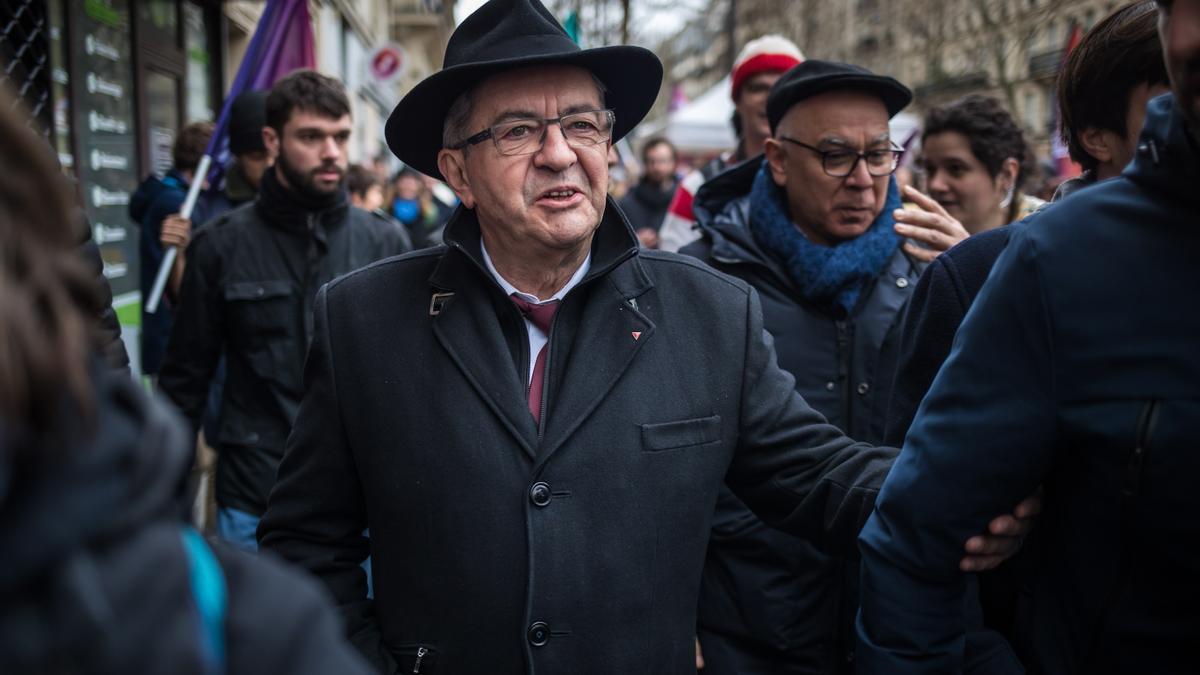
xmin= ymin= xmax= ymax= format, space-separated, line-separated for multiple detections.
xmin=258 ymin=1 xmax=1036 ymax=672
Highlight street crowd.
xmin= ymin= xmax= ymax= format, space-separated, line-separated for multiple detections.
xmin=1 ymin=0 xmax=1198 ymax=673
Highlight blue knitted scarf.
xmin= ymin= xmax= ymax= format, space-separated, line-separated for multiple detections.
xmin=748 ymin=163 xmax=901 ymax=314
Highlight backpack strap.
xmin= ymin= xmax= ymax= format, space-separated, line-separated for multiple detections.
xmin=180 ymin=526 xmax=227 ymax=674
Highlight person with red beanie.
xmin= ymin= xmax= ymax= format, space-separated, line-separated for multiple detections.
xmin=658 ymin=35 xmax=803 ymax=251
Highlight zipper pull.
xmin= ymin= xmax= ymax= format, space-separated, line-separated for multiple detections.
xmin=413 ymin=646 xmax=427 ymax=673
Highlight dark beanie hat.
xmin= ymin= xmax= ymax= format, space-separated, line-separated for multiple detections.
xmin=229 ymin=90 xmax=268 ymax=155
xmin=766 ymin=60 xmax=912 ymax=133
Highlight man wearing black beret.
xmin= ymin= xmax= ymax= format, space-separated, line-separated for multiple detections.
xmin=682 ymin=60 xmax=970 ymax=673
xmin=257 ymin=2 xmax=1036 ymax=673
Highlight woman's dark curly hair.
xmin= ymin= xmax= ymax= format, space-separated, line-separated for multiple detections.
xmin=922 ymin=95 xmax=1033 ymax=192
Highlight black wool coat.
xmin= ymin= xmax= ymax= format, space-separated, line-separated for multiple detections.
xmin=258 ymin=199 xmax=895 ymax=675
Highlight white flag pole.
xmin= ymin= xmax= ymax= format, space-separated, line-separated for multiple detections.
xmin=144 ymin=154 xmax=212 ymax=314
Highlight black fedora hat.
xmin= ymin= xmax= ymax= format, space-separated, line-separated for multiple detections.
xmin=766 ymin=60 xmax=913 ymax=132
xmin=386 ymin=0 xmax=662 ymax=179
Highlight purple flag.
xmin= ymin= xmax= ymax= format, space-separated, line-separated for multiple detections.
xmin=203 ymin=0 xmax=315 ymax=189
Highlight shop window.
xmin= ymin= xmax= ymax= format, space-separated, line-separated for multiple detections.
xmin=183 ymin=2 xmax=212 ymax=122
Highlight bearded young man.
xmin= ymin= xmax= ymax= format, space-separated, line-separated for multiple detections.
xmin=158 ymin=70 xmax=410 ymax=551
xmin=257 ymin=2 xmax=1037 ymax=672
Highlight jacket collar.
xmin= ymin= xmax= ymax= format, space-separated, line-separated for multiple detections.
xmin=431 ymin=194 xmax=648 ymax=299
xmin=1125 ymin=93 xmax=1200 ymax=210
xmin=692 ymin=157 xmax=798 ymax=291
xmin=426 ymin=197 xmax=653 ymax=460
xmin=254 ymin=167 xmax=350 ymax=238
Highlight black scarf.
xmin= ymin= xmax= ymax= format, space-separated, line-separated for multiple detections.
xmin=255 ymin=166 xmax=349 ymax=234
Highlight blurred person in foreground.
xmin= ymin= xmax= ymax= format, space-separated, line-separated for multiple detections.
xmin=618 ymin=136 xmax=678 ymax=247
xmin=0 ymin=88 xmax=372 ymax=675
xmin=885 ymin=0 xmax=1171 ymax=447
xmin=658 ymin=35 xmax=804 ymax=251
xmin=857 ymin=0 xmax=1200 ymax=671
xmin=256 ymin=1 xmax=1036 ymax=672
xmin=881 ymin=3 xmax=1171 ymax=641
xmin=157 ymin=70 xmax=409 ymax=551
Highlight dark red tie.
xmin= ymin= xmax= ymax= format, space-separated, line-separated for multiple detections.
xmin=510 ymin=295 xmax=560 ymax=425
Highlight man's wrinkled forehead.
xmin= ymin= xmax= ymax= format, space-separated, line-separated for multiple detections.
xmin=776 ymin=90 xmax=891 ymax=143
xmin=472 ymin=65 xmax=604 ymax=124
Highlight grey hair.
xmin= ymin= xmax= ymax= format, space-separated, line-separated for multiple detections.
xmin=441 ymin=71 xmax=609 ymax=150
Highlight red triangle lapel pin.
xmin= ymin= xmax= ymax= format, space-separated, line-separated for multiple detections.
xmin=631 ymin=331 xmax=642 ymax=341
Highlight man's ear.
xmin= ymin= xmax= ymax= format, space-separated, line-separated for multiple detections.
xmin=763 ymin=138 xmax=788 ymax=187
xmin=438 ymin=149 xmax=475 ymax=209
xmin=262 ymin=126 xmax=279 ymax=158
xmin=1077 ymin=127 xmax=1115 ymax=166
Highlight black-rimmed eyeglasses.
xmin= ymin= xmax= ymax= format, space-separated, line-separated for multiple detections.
xmin=449 ymin=109 xmax=616 ymax=156
xmin=777 ymin=136 xmax=902 ymax=178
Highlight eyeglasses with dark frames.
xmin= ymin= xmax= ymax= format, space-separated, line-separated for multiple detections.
xmin=449 ymin=109 xmax=616 ymax=156
xmin=777 ymin=136 xmax=903 ymax=178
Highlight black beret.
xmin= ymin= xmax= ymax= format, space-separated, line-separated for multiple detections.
xmin=766 ymin=60 xmax=913 ymax=132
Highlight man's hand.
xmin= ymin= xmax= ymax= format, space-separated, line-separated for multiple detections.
xmin=959 ymin=489 xmax=1043 ymax=572
xmin=161 ymin=213 xmax=193 ymax=302
xmin=893 ymin=185 xmax=970 ymax=262
xmin=637 ymin=227 xmax=660 ymax=249
xmin=161 ymin=213 xmax=192 ymax=249
xmin=695 ymin=636 xmax=705 ymax=670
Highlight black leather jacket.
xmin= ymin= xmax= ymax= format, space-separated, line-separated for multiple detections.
xmin=159 ymin=171 xmax=410 ymax=515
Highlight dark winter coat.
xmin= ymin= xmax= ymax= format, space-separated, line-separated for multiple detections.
xmin=257 ymin=198 xmax=896 ymax=674
xmin=858 ymin=93 xmax=1200 ymax=674
xmin=0 ymin=365 xmax=373 ymax=675
xmin=681 ymin=158 xmax=922 ymax=673
xmin=158 ymin=169 xmax=410 ymax=517
xmin=130 ymin=170 xmax=189 ymax=375
xmin=882 ymin=224 xmax=1018 ymax=448
xmin=618 ymin=177 xmax=677 ymax=233
xmin=75 ymin=212 xmax=130 ymax=371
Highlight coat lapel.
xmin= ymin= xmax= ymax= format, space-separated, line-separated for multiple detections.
xmin=429 ymin=248 xmax=540 ymax=459
xmin=537 ymin=257 xmax=655 ymax=463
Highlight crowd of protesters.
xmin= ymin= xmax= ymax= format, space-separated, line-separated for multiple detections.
xmin=2 ymin=0 xmax=1198 ymax=673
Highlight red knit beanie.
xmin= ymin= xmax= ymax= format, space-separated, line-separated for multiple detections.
xmin=731 ymin=35 xmax=804 ymax=101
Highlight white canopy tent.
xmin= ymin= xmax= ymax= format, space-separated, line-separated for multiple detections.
xmin=635 ymin=76 xmax=737 ymax=156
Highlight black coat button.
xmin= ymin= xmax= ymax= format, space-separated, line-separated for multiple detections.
xmin=529 ymin=482 xmax=552 ymax=507
xmin=528 ymin=621 xmax=549 ymax=646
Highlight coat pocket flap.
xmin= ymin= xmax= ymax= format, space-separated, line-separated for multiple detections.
xmin=224 ymin=280 xmax=293 ymax=301
xmin=641 ymin=415 xmax=721 ymax=451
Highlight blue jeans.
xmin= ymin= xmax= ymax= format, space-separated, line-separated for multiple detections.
xmin=216 ymin=506 xmax=260 ymax=552
xmin=218 ymin=508 xmax=372 ymax=598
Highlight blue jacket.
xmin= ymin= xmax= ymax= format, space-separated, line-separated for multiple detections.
xmin=130 ymin=170 xmax=189 ymax=375
xmin=857 ymin=94 xmax=1200 ymax=673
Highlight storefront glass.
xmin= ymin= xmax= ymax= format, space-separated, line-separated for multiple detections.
xmin=184 ymin=2 xmax=214 ymax=123
xmin=69 ymin=0 xmax=141 ymax=364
